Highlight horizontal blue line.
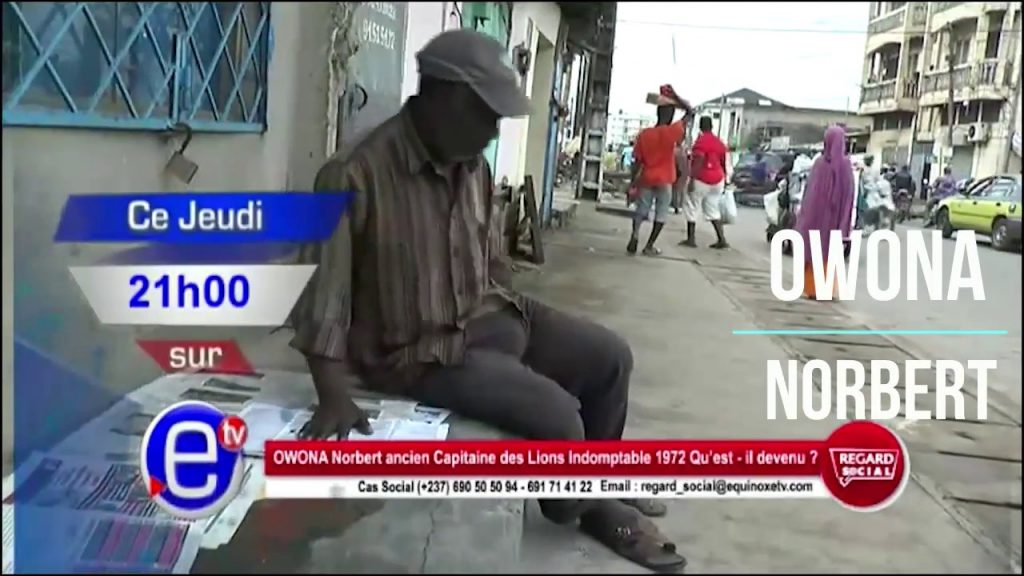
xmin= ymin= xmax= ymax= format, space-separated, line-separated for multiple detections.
xmin=733 ymin=329 xmax=1009 ymax=336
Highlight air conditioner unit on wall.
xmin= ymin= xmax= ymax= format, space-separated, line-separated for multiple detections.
xmin=967 ymin=122 xmax=989 ymax=143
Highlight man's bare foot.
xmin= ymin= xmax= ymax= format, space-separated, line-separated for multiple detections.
xmin=580 ymin=501 xmax=686 ymax=573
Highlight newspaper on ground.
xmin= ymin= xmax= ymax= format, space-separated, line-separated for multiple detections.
xmin=1 ymin=452 xmax=260 ymax=553
xmin=2 ymin=505 xmax=13 ymax=574
xmin=1 ymin=453 xmax=204 ymax=573
xmin=194 ymin=460 xmax=264 ymax=549
xmin=3 ymin=369 xmax=453 ymax=573
xmin=239 ymin=402 xmax=303 ymax=458
xmin=244 ymin=399 xmax=451 ymax=455
xmin=273 ymin=410 xmax=450 ymax=443
xmin=2 ymin=502 xmax=201 ymax=574
xmin=52 ymin=376 xmax=260 ymax=457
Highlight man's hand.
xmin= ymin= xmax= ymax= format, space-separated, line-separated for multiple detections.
xmin=299 ymin=393 xmax=373 ymax=439
xmin=302 ymin=355 xmax=372 ymax=439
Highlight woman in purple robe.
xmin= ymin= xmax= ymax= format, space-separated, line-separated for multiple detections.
xmin=794 ymin=125 xmax=855 ymax=299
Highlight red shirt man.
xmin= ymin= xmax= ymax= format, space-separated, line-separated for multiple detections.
xmin=679 ymin=115 xmax=730 ymax=250
xmin=691 ymin=129 xmax=728 ymax=185
xmin=633 ymin=120 xmax=686 ymax=187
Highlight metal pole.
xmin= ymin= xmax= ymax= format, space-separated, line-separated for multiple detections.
xmin=944 ymin=23 xmax=955 ymax=172
xmin=1000 ymin=78 xmax=1021 ymax=173
xmin=908 ymin=3 xmax=932 ymax=180
xmin=716 ymin=93 xmax=725 ymax=139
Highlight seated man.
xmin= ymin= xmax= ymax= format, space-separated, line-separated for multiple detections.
xmin=286 ymin=29 xmax=686 ymax=573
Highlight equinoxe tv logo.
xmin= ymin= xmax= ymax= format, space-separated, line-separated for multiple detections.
xmin=141 ymin=401 xmax=249 ymax=519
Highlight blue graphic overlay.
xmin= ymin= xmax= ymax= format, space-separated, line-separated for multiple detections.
xmin=53 ymin=192 xmax=352 ymax=243
xmin=97 ymin=242 xmax=301 ymax=265
xmin=12 ymin=338 xmax=148 ymax=573
xmin=141 ymin=401 xmax=245 ymax=520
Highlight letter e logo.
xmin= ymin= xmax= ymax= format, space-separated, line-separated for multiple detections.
xmin=141 ymin=401 xmax=246 ymax=519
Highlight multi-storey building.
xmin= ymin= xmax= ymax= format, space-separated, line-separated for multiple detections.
xmin=695 ymin=88 xmax=870 ymax=152
xmin=605 ymin=110 xmax=655 ymax=150
xmin=858 ymin=2 xmax=1021 ymax=182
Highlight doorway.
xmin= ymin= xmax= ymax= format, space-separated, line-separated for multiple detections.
xmin=462 ymin=3 xmax=512 ymax=172
xmin=525 ymin=33 xmax=555 ymax=218
xmin=949 ymin=145 xmax=974 ymax=179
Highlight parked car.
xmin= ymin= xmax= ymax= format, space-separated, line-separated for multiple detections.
xmin=934 ymin=174 xmax=1022 ymax=251
xmin=731 ymin=151 xmax=790 ymax=206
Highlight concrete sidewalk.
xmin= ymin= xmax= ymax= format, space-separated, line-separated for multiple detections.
xmin=507 ymin=205 xmax=1014 ymax=573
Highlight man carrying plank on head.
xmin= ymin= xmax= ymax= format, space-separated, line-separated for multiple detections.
xmin=627 ymin=85 xmax=694 ymax=256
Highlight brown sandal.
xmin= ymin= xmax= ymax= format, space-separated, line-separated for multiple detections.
xmin=621 ymin=498 xmax=669 ymax=517
xmin=580 ymin=503 xmax=687 ymax=573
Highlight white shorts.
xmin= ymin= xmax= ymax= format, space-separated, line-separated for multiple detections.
xmin=683 ymin=179 xmax=724 ymax=222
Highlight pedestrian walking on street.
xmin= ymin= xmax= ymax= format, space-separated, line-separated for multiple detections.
xmin=671 ymin=142 xmax=690 ymax=214
xmin=620 ymin=140 xmax=635 ymax=172
xmin=679 ymin=116 xmax=729 ymax=248
xmin=287 ymin=28 xmax=686 ymax=573
xmin=856 ymin=155 xmax=881 ymax=229
xmin=627 ymin=86 xmax=691 ymax=256
xmin=794 ymin=125 xmax=855 ymax=300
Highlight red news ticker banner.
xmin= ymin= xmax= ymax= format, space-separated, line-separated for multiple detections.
xmin=262 ymin=421 xmax=911 ymax=512
xmin=263 ymin=440 xmax=823 ymax=477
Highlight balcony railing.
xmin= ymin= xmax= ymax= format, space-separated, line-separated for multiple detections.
xmin=932 ymin=2 xmax=963 ymax=13
xmin=902 ymin=78 xmax=920 ymax=99
xmin=861 ymin=79 xmax=897 ymax=104
xmin=909 ymin=3 xmax=928 ymax=26
xmin=869 ymin=8 xmax=905 ymax=34
xmin=921 ymin=60 xmax=1007 ymax=94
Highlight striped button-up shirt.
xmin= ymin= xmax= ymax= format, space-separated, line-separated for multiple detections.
xmin=288 ymin=102 xmax=521 ymax=390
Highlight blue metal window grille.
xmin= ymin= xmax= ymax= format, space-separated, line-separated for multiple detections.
xmin=2 ymin=2 xmax=271 ymax=132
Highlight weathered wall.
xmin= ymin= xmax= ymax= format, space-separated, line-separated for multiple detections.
xmin=493 ymin=2 xmax=561 ymax=187
xmin=524 ymin=37 xmax=556 ymax=198
xmin=741 ymin=106 xmax=876 ymax=145
xmin=866 ymin=128 xmax=914 ymax=166
xmin=400 ymin=2 xmax=460 ymax=102
xmin=1 ymin=3 xmax=336 ymax=464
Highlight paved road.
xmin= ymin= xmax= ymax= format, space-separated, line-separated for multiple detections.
xmin=722 ymin=205 xmax=1023 ymax=417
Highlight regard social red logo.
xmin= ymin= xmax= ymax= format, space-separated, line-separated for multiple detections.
xmin=820 ymin=420 xmax=910 ymax=512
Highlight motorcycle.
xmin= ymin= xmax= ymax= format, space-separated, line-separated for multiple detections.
xmin=863 ymin=182 xmax=897 ymax=233
xmin=764 ymin=172 xmax=806 ymax=251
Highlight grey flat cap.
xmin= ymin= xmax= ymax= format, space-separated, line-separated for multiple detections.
xmin=417 ymin=28 xmax=530 ymax=118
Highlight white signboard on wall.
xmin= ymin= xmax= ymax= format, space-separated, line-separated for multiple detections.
xmin=339 ymin=2 xmax=409 ymax=149
xmin=770 ymin=136 xmax=790 ymax=151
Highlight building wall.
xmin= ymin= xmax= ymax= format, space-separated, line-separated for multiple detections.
xmin=606 ymin=113 xmax=655 ymax=149
xmin=707 ymin=106 xmax=870 ymax=149
xmin=859 ymin=3 xmax=1022 ymax=180
xmin=493 ymin=2 xmax=561 ymax=187
xmin=1 ymin=3 xmax=337 ymax=460
xmin=401 ymin=2 xmax=460 ymax=102
xmin=524 ymin=36 xmax=557 ymax=198
xmin=866 ymin=128 xmax=914 ymax=166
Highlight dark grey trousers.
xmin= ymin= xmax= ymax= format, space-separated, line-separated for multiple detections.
xmin=405 ymin=298 xmax=634 ymax=522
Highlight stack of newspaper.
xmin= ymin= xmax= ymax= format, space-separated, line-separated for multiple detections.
xmin=2 ymin=371 xmax=451 ymax=574
xmin=240 ymin=399 xmax=450 ymax=457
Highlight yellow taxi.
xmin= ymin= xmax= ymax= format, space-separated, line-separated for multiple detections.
xmin=935 ymin=174 xmax=1022 ymax=251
